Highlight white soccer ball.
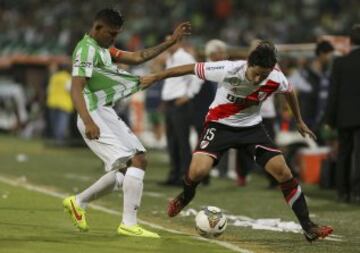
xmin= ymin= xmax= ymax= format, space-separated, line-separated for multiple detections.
xmin=195 ymin=206 xmax=227 ymax=238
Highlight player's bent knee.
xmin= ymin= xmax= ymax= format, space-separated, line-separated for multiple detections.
xmin=189 ymin=155 xmax=214 ymax=181
xmin=274 ymin=168 xmax=292 ymax=183
xmin=265 ymin=155 xmax=293 ymax=182
xmin=131 ymin=153 xmax=148 ymax=170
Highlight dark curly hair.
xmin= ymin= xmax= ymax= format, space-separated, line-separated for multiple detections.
xmin=315 ymin=40 xmax=334 ymax=56
xmin=248 ymin=41 xmax=277 ymax=68
xmin=94 ymin=8 xmax=124 ymax=28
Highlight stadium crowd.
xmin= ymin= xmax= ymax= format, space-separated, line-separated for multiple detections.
xmin=1 ymin=0 xmax=360 ymax=54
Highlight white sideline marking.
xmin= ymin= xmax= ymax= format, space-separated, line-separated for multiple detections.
xmin=0 ymin=176 xmax=252 ymax=253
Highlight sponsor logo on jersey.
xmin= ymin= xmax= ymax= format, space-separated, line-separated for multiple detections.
xmin=226 ymin=94 xmax=259 ymax=106
xmin=206 ymin=66 xmax=225 ymax=71
xmin=74 ymin=60 xmax=92 ymax=68
xmin=200 ymin=140 xmax=210 ymax=149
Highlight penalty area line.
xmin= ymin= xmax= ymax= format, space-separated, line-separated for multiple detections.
xmin=0 ymin=175 xmax=253 ymax=253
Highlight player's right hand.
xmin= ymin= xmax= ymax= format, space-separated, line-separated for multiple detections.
xmin=171 ymin=22 xmax=192 ymax=42
xmin=85 ymin=121 xmax=100 ymax=140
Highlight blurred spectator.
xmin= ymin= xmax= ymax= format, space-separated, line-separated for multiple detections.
xmin=290 ymin=41 xmax=334 ymax=133
xmin=160 ymin=41 xmax=202 ymax=186
xmin=313 ymin=41 xmax=335 ymax=130
xmin=0 ymin=79 xmax=28 ymax=132
xmin=145 ymin=56 xmax=166 ymax=148
xmin=326 ymin=24 xmax=360 ymax=204
xmin=145 ymin=81 xmax=164 ymax=144
xmin=46 ymin=64 xmax=73 ymax=143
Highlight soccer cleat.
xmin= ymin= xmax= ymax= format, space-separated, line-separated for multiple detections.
xmin=117 ymin=224 xmax=160 ymax=238
xmin=303 ymin=222 xmax=333 ymax=242
xmin=63 ymin=196 xmax=89 ymax=232
xmin=168 ymin=193 xmax=188 ymax=217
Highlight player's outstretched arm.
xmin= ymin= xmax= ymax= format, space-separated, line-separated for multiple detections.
xmin=111 ymin=22 xmax=191 ymax=65
xmin=283 ymin=89 xmax=317 ymax=140
xmin=140 ymin=64 xmax=195 ymax=88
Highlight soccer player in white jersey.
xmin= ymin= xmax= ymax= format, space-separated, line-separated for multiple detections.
xmin=141 ymin=41 xmax=333 ymax=241
xmin=62 ymin=8 xmax=191 ymax=238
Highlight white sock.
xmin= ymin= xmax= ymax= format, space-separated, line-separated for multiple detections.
xmin=122 ymin=167 xmax=145 ymax=226
xmin=76 ymin=170 xmax=125 ymax=209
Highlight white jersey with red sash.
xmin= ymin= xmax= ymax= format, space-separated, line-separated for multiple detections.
xmin=194 ymin=60 xmax=292 ymax=127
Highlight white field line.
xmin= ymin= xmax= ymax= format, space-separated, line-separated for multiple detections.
xmin=0 ymin=175 xmax=253 ymax=253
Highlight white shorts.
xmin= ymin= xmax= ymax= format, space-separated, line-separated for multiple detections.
xmin=77 ymin=106 xmax=146 ymax=172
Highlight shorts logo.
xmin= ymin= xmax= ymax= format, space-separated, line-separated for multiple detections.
xmin=200 ymin=140 xmax=210 ymax=149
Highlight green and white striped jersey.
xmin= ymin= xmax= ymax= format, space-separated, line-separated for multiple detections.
xmin=72 ymin=34 xmax=141 ymax=111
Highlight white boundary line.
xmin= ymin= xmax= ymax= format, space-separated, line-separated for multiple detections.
xmin=0 ymin=176 xmax=253 ymax=253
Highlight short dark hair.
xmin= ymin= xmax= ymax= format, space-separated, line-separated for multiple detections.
xmin=315 ymin=40 xmax=334 ymax=56
xmin=350 ymin=24 xmax=360 ymax=45
xmin=94 ymin=8 xmax=124 ymax=27
xmin=248 ymin=41 xmax=277 ymax=68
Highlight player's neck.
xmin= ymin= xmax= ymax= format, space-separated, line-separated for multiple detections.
xmin=244 ymin=67 xmax=251 ymax=82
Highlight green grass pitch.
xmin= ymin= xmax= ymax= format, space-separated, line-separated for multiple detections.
xmin=0 ymin=135 xmax=359 ymax=253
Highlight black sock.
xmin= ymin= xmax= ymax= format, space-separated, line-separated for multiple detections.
xmin=181 ymin=174 xmax=200 ymax=205
xmin=280 ymin=178 xmax=312 ymax=230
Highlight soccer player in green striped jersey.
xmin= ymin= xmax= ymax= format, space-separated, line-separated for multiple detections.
xmin=63 ymin=8 xmax=191 ymax=238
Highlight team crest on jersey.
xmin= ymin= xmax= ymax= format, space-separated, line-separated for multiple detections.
xmin=224 ymin=77 xmax=243 ymax=86
xmin=200 ymin=140 xmax=210 ymax=149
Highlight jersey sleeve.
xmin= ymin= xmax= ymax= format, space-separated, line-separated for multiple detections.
xmin=72 ymin=44 xmax=97 ymax=78
xmin=275 ymin=71 xmax=293 ymax=93
xmin=194 ymin=61 xmax=230 ymax=83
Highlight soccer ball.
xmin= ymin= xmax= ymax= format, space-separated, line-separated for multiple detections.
xmin=195 ymin=206 xmax=227 ymax=238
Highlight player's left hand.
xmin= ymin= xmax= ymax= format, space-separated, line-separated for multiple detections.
xmin=296 ymin=120 xmax=317 ymax=140
xmin=171 ymin=22 xmax=192 ymax=42
xmin=140 ymin=74 xmax=158 ymax=88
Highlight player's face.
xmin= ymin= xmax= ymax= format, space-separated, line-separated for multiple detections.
xmin=319 ymin=51 xmax=334 ymax=68
xmin=97 ymin=24 xmax=121 ymax=48
xmin=246 ymin=66 xmax=272 ymax=85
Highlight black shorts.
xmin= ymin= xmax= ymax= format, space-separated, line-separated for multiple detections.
xmin=194 ymin=122 xmax=282 ymax=168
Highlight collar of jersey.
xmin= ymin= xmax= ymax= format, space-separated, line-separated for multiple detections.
xmin=84 ymin=34 xmax=100 ymax=47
